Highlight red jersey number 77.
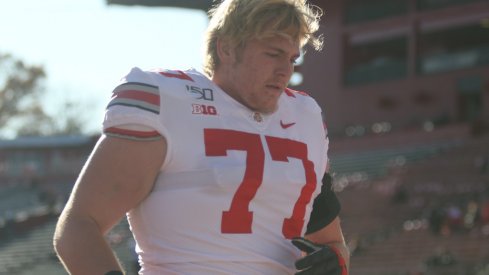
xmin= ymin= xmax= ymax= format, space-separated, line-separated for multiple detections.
xmin=204 ymin=128 xmax=317 ymax=239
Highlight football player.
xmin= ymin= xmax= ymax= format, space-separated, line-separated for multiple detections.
xmin=54 ymin=0 xmax=349 ymax=274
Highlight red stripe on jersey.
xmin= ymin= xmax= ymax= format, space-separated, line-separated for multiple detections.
xmin=284 ymin=88 xmax=296 ymax=98
xmin=105 ymin=127 xmax=161 ymax=139
xmin=159 ymin=70 xmax=194 ymax=82
xmin=285 ymin=88 xmax=310 ymax=97
xmin=112 ymin=90 xmax=160 ymax=106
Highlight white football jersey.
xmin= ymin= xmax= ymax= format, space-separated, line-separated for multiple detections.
xmin=103 ymin=67 xmax=329 ymax=274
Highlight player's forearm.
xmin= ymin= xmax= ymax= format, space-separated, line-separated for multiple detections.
xmin=54 ymin=216 xmax=123 ymax=275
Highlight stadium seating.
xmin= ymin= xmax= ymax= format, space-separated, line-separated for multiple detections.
xmin=339 ymin=130 xmax=489 ymax=275
xmin=1 ymin=124 xmax=487 ymax=274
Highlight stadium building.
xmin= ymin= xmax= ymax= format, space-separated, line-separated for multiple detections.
xmin=107 ymin=0 xmax=489 ymax=138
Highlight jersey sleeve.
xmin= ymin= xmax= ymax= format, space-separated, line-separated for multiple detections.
xmin=302 ymin=100 xmax=335 ymax=234
xmin=102 ymin=67 xmax=168 ymax=140
xmin=305 ymin=173 xmax=341 ymax=235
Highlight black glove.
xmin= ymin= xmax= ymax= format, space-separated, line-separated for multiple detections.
xmin=292 ymin=237 xmax=348 ymax=275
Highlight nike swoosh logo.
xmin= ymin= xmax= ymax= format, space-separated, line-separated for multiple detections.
xmin=280 ymin=120 xmax=296 ymax=129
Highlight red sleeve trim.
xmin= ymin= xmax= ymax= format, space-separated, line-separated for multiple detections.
xmin=104 ymin=127 xmax=162 ymax=141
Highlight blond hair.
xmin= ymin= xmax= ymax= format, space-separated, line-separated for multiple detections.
xmin=203 ymin=0 xmax=323 ymax=77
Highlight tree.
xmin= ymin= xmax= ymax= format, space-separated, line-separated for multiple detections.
xmin=0 ymin=53 xmax=84 ymax=137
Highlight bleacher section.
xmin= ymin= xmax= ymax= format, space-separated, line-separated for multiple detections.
xmin=351 ymin=228 xmax=489 ymax=275
xmin=328 ymin=123 xmax=470 ymax=181
xmin=0 ymin=184 xmax=44 ymax=225
xmin=329 ymin=141 xmax=462 ymax=180
xmin=0 ymin=220 xmax=59 ymax=274
xmin=0 ymin=217 xmax=137 ymax=275
xmin=1 ymin=124 xmax=487 ymax=274
xmin=339 ymin=130 xmax=489 ymax=275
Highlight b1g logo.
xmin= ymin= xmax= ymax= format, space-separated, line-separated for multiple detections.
xmin=192 ymin=104 xmax=218 ymax=116
xmin=186 ymin=85 xmax=214 ymax=101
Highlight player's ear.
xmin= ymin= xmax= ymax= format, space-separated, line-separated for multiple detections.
xmin=216 ymin=37 xmax=234 ymax=64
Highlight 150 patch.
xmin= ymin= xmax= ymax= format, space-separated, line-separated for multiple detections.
xmin=186 ymin=85 xmax=214 ymax=101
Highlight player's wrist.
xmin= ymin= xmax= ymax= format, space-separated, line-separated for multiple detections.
xmin=292 ymin=237 xmax=348 ymax=275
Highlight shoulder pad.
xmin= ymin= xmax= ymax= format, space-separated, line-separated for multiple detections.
xmin=122 ymin=67 xmax=157 ymax=85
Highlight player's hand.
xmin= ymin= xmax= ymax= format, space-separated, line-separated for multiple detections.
xmin=291 ymin=237 xmax=348 ymax=275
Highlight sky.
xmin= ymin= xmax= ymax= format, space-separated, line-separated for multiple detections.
xmin=0 ymin=0 xmax=209 ymax=136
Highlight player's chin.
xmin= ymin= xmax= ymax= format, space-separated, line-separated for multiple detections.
xmin=258 ymin=100 xmax=279 ymax=113
xmin=254 ymin=90 xmax=281 ymax=113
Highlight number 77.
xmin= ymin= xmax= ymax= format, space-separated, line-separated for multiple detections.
xmin=204 ymin=128 xmax=317 ymax=239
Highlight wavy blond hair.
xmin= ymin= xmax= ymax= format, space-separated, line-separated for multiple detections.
xmin=203 ymin=0 xmax=323 ymax=77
